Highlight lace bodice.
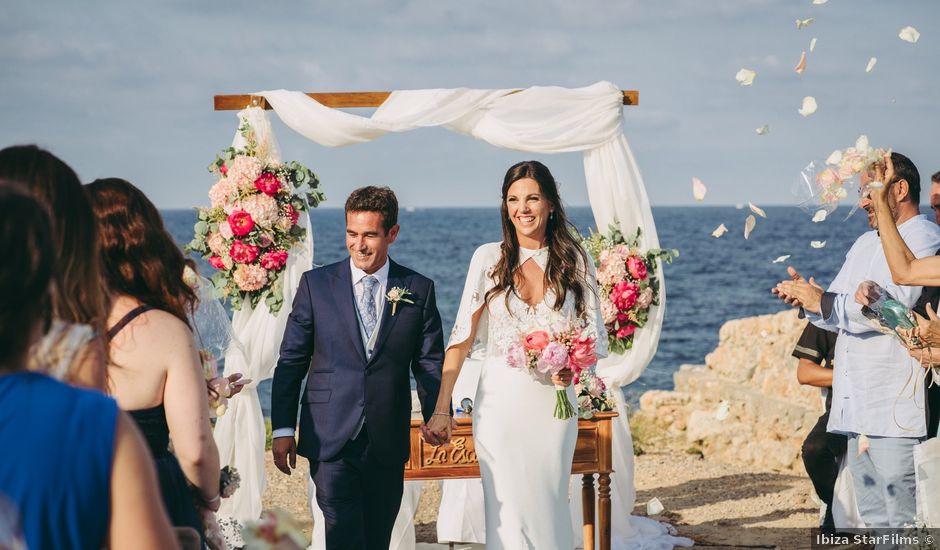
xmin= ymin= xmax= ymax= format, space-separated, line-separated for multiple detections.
xmin=448 ymin=242 xmax=608 ymax=360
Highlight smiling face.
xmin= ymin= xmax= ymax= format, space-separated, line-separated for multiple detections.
xmin=345 ymin=211 xmax=399 ymax=273
xmin=505 ymin=177 xmax=553 ymax=247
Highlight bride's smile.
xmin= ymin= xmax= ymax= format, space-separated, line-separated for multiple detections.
xmin=505 ymin=177 xmax=553 ymax=248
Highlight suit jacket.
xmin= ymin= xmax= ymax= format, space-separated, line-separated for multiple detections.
xmin=271 ymin=259 xmax=444 ymax=465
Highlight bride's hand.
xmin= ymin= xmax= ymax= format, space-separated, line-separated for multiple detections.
xmin=422 ymin=414 xmax=453 ymax=447
xmin=551 ymin=368 xmax=573 ymax=387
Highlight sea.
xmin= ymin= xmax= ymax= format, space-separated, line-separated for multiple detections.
xmin=163 ymin=205 xmax=880 ymax=415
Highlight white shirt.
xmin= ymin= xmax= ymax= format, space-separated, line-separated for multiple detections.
xmin=271 ymin=258 xmax=391 ymax=441
xmin=807 ymin=215 xmax=940 ymax=438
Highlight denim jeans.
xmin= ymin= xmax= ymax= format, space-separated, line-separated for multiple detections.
xmin=847 ymin=435 xmax=920 ymax=528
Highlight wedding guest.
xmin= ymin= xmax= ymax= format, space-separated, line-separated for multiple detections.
xmin=773 ymin=152 xmax=940 ymax=527
xmin=0 ymin=145 xmax=109 ymax=389
xmin=0 ymin=186 xmax=178 ymax=550
xmin=927 ymin=170 xmax=940 ymax=225
xmin=792 ymin=323 xmax=845 ymax=532
xmin=86 ymin=178 xmax=221 ymax=541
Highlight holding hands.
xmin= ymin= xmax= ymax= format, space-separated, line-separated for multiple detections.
xmin=421 ymin=413 xmax=456 ymax=448
xmin=772 ymin=266 xmax=824 ymax=314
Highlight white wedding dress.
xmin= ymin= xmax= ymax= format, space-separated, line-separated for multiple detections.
xmin=449 ymin=243 xmax=607 ymax=549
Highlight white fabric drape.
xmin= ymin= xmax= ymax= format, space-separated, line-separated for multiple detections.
xmin=250 ymin=82 xmax=668 ymax=547
xmin=214 ymin=108 xmax=315 ymax=526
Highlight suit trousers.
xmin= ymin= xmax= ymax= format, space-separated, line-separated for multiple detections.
xmin=310 ymin=425 xmax=405 ymax=550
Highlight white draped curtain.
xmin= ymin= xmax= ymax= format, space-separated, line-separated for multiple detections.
xmin=217 ymin=81 xmax=685 ymax=548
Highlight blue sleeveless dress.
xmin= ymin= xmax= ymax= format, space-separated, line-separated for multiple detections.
xmin=0 ymin=371 xmax=117 ymax=550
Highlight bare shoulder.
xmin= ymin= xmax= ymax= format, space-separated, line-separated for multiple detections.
xmin=114 ymin=309 xmax=197 ymax=357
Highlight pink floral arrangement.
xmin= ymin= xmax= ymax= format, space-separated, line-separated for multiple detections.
xmin=575 ymin=369 xmax=616 ymax=419
xmin=583 ymin=224 xmax=677 ymax=355
xmin=507 ymin=322 xmax=597 ymax=419
xmin=187 ymin=121 xmax=325 ymax=314
xmin=807 ymin=135 xmax=889 ymax=209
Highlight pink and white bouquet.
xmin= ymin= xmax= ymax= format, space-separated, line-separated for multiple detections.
xmin=796 ymin=135 xmax=889 ymax=215
xmin=574 ymin=369 xmax=616 ymax=420
xmin=583 ymin=224 xmax=677 ymax=355
xmin=507 ymin=322 xmax=598 ymax=419
xmin=187 ymin=120 xmax=325 ymax=314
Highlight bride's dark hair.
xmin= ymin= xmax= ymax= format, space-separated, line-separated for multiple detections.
xmin=485 ymin=160 xmax=591 ymax=318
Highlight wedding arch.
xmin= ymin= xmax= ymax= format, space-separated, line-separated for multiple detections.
xmin=210 ymin=81 xmax=671 ymax=547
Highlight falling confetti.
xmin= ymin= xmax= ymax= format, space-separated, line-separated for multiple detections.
xmin=736 ymin=68 xmax=756 ymax=86
xmin=812 ymin=210 xmax=827 ymax=223
xmin=712 ymin=224 xmax=728 ymax=238
xmin=744 ymin=215 xmax=756 ymax=240
xmin=796 ymin=18 xmax=815 ymax=30
xmin=810 ymin=37 xmax=818 ymax=52
xmin=826 ymin=149 xmax=842 ymax=165
xmin=799 ymin=96 xmax=818 ymax=117
xmin=692 ymin=177 xmax=707 ymax=201
xmin=715 ymin=400 xmax=731 ymax=421
xmin=899 ymin=26 xmax=921 ymax=43
xmin=812 ymin=0 xmax=828 ymax=4
xmin=866 ymin=57 xmax=877 ymax=73
xmin=756 ymin=124 xmax=770 ymax=135
xmin=647 ymin=498 xmax=665 ymax=515
xmin=749 ymin=202 xmax=767 ymax=218
xmin=773 ymin=255 xmax=791 ymax=264
xmin=811 ymin=240 xmax=826 ymax=248
xmin=794 ymin=51 xmax=807 ymax=74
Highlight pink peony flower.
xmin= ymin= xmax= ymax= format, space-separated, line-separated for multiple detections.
xmin=253 ymin=172 xmax=282 ymax=196
xmin=600 ymin=298 xmax=618 ymax=324
xmin=219 ymin=221 xmax=234 ymax=240
xmin=285 ymin=203 xmax=299 ymax=225
xmin=227 ymin=210 xmax=255 ymax=237
xmin=506 ymin=342 xmax=527 ymax=369
xmin=611 ymin=281 xmax=639 ymax=311
xmin=616 ymin=324 xmax=636 ymax=339
xmin=208 ymin=256 xmax=226 ymax=270
xmin=208 ymin=178 xmax=236 ymax=208
xmin=207 ymin=233 xmax=227 ymax=256
xmin=260 ymin=250 xmax=289 ymax=270
xmin=568 ymin=332 xmax=597 ymax=372
xmin=239 ymin=194 xmax=279 ymax=228
xmin=524 ymin=330 xmax=551 ymax=352
xmin=227 ymin=156 xmax=263 ymax=192
xmin=637 ymin=287 xmax=654 ymax=309
xmin=229 ymin=240 xmax=259 ymax=264
xmin=537 ymin=341 xmax=569 ymax=375
xmin=233 ymin=264 xmax=268 ymax=292
xmin=627 ymin=256 xmax=648 ymax=280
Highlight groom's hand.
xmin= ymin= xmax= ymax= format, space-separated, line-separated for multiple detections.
xmin=272 ymin=436 xmax=297 ymax=475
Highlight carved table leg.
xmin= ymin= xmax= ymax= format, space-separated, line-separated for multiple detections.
xmin=599 ymin=473 xmax=611 ymax=550
xmin=582 ymin=474 xmax=595 ymax=550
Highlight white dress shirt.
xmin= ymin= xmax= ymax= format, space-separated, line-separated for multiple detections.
xmin=271 ymin=258 xmax=390 ymax=441
xmin=807 ymin=215 xmax=940 ymax=438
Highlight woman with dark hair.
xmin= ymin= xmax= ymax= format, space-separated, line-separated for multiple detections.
xmin=0 ymin=186 xmax=178 ymax=550
xmin=0 ymin=145 xmax=109 ymax=389
xmin=425 ymin=161 xmax=607 ymax=548
xmin=86 ymin=178 xmax=220 ymax=542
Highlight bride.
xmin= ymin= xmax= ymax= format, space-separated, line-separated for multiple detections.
xmin=426 ymin=160 xmax=606 ymax=549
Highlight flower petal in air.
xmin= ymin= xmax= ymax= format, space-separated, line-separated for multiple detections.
xmin=826 ymin=149 xmax=843 ymax=165
xmin=736 ymin=68 xmax=757 ymax=86
xmin=796 ymin=18 xmax=815 ymax=30
xmin=799 ymin=96 xmax=818 ymax=117
xmin=749 ymin=202 xmax=767 ymax=218
xmin=773 ymin=255 xmax=791 ymax=264
xmin=812 ymin=210 xmax=827 ymax=223
xmin=899 ymin=26 xmax=920 ymax=44
xmin=794 ymin=51 xmax=807 ymax=74
xmin=744 ymin=215 xmax=756 ymax=240
xmin=866 ymin=57 xmax=877 ymax=73
xmin=812 ymin=0 xmax=828 ymax=4
xmin=756 ymin=124 xmax=770 ymax=135
xmin=810 ymin=37 xmax=818 ymax=52
xmin=692 ymin=177 xmax=707 ymax=201
xmin=712 ymin=224 xmax=728 ymax=238
xmin=811 ymin=240 xmax=826 ymax=249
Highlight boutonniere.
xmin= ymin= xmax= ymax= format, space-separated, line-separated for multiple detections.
xmin=386 ymin=287 xmax=415 ymax=315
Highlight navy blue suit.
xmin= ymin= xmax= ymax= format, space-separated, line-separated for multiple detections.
xmin=271 ymin=259 xmax=444 ymax=549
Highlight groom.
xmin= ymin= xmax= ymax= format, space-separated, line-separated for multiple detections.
xmin=271 ymin=186 xmax=446 ymax=549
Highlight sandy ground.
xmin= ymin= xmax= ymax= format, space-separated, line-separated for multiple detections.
xmin=261 ymin=438 xmax=820 ymax=549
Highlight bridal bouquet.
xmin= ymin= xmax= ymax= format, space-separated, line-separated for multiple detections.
xmin=507 ymin=322 xmax=597 ymax=419
xmin=575 ymin=369 xmax=616 ymax=420
xmin=796 ymin=135 xmax=889 ymax=215
xmin=187 ymin=120 xmax=326 ymax=314
xmin=583 ymin=224 xmax=677 ymax=355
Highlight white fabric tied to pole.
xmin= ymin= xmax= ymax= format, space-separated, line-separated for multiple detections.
xmin=254 ymin=82 xmax=670 ymax=549
xmin=214 ymin=107 xmax=315 ymax=528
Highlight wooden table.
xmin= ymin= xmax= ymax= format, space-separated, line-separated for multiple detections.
xmin=406 ymin=411 xmax=618 ymax=550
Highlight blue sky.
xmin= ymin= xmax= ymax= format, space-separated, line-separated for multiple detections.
xmin=1 ymin=0 xmax=937 ymax=208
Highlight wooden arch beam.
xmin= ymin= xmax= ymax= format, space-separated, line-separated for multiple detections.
xmin=214 ymin=89 xmax=639 ymax=111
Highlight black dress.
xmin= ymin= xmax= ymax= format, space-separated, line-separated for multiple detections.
xmin=110 ymin=305 xmax=205 ymax=544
